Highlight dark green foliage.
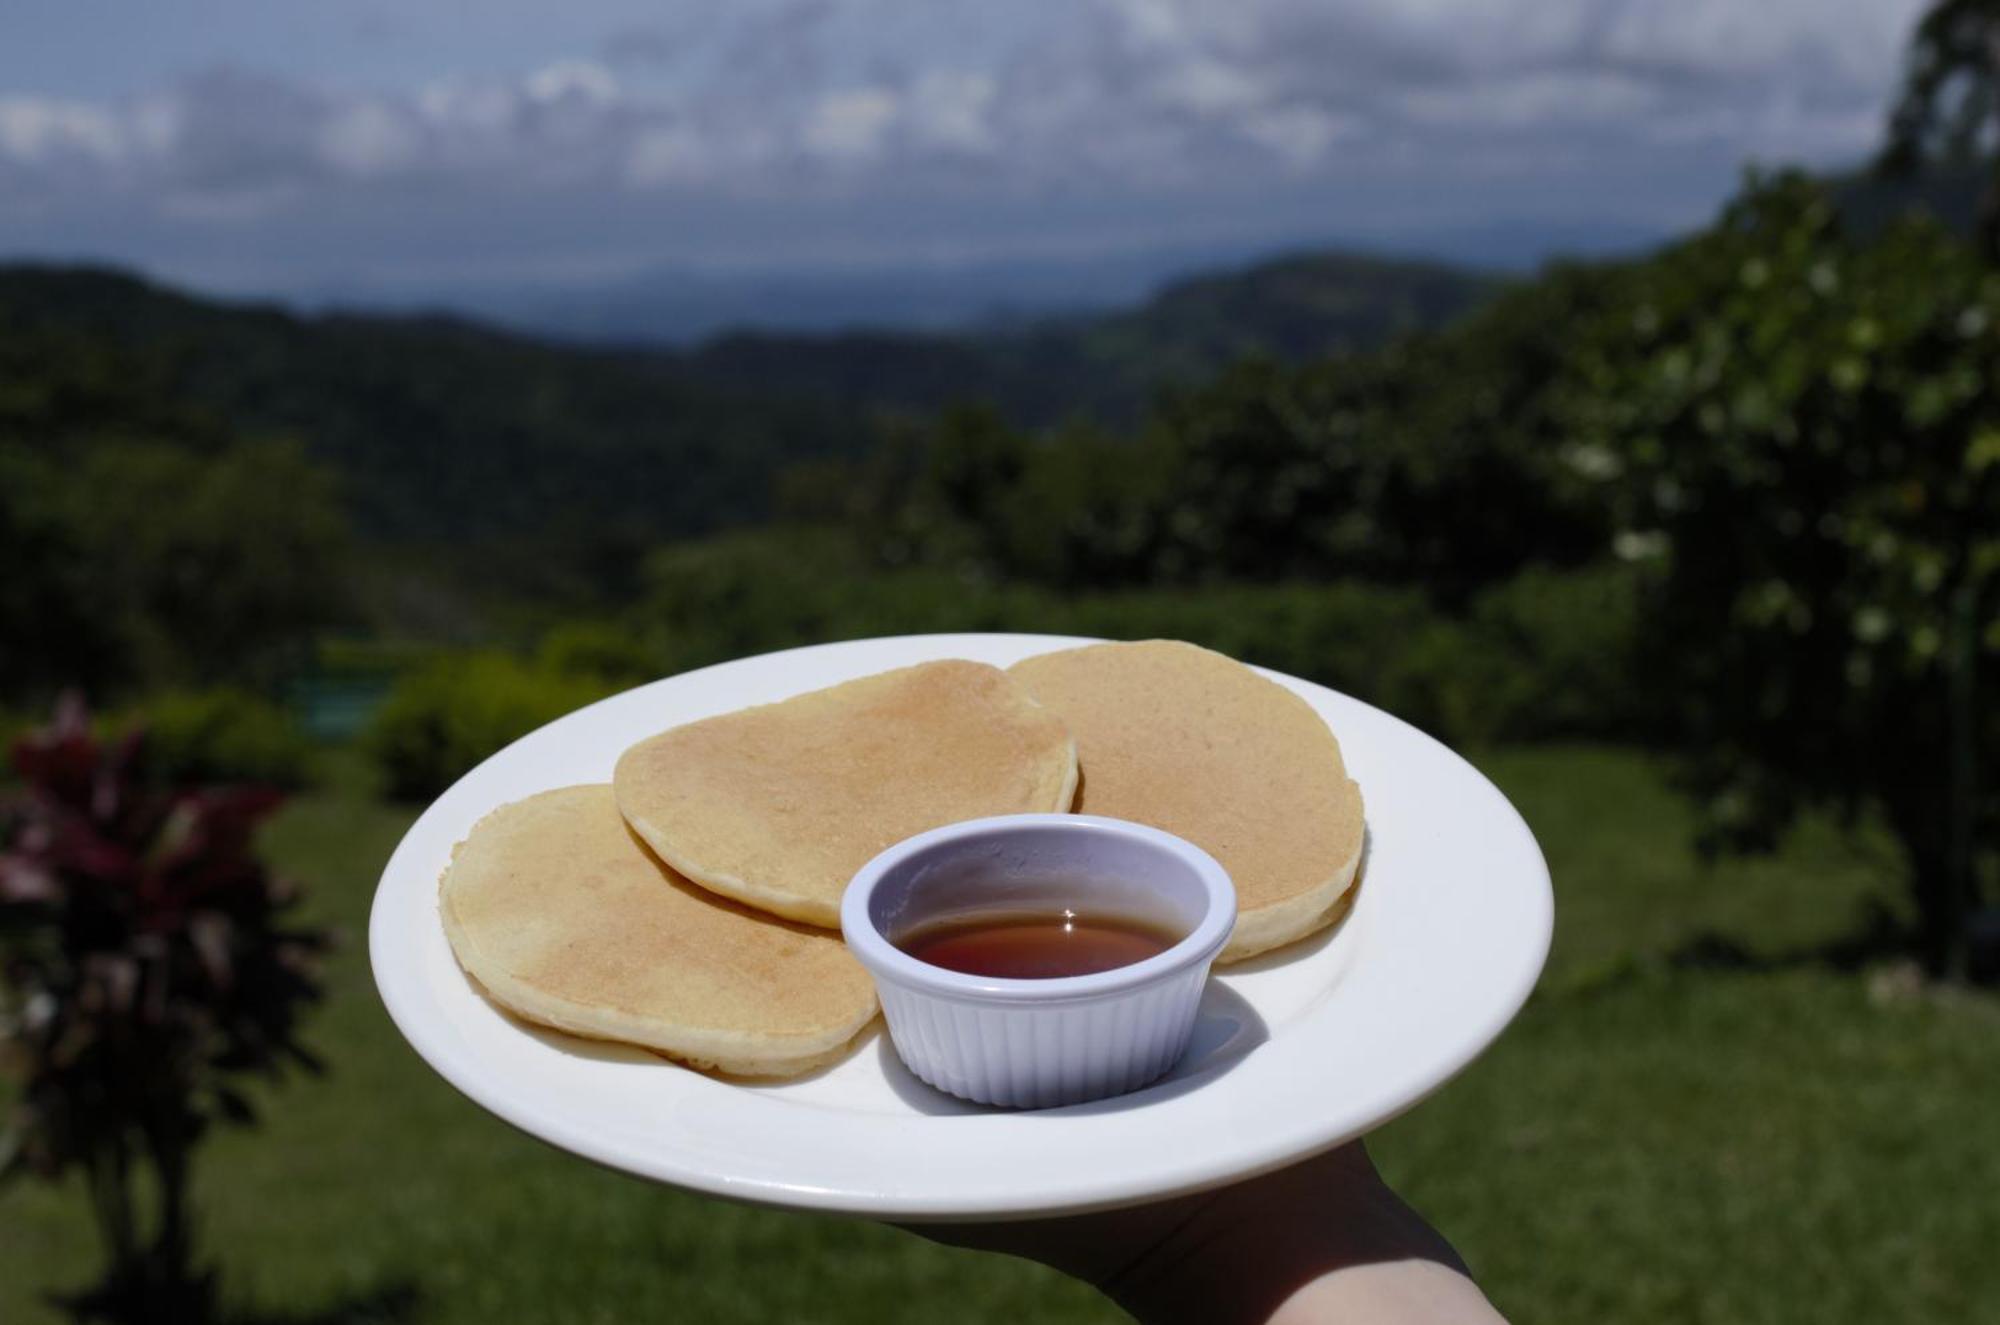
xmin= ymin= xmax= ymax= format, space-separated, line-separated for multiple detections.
xmin=363 ymin=655 xmax=615 ymax=801
xmin=105 ymin=690 xmax=315 ymax=791
xmin=1463 ymin=562 xmax=1655 ymax=743
xmin=534 ymin=621 xmax=662 ymax=689
xmin=0 ymin=268 xmax=854 ymax=611
xmin=0 ymin=700 xmax=330 ymax=1322
xmin=0 ymin=299 xmax=344 ymax=700
xmin=0 ymin=432 xmax=351 ymax=702
xmin=1834 ymin=161 xmax=1987 ymax=240
xmin=1566 ymin=174 xmax=2000 ymax=970
xmin=0 ymin=447 xmax=102 ymax=697
xmin=0 ymin=307 xmax=224 ymax=448
xmin=632 ymin=527 xmax=1034 ymax=672
xmin=1879 ymin=0 xmax=2000 ymax=256
xmin=837 ymin=270 xmax=1617 ymax=600
xmin=0 ymin=253 xmax=1479 ymax=622
xmin=67 ymin=439 xmax=352 ymax=688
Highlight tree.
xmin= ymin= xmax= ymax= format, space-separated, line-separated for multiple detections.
xmin=0 ymin=447 xmax=110 ymax=698
xmin=68 ymin=437 xmax=353 ymax=688
xmin=835 ymin=293 xmax=1621 ymax=603
xmin=1 ymin=434 xmax=353 ymax=702
xmin=1880 ymin=0 xmax=2000 ymax=259
xmin=1567 ymin=175 xmax=1999 ymax=974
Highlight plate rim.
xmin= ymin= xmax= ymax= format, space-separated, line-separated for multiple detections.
xmin=368 ymin=632 xmax=1553 ymax=1220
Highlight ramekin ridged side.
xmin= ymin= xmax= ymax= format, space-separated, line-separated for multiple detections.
xmin=841 ymin=814 xmax=1236 ymax=1109
xmin=874 ymin=967 xmax=1209 ymax=1108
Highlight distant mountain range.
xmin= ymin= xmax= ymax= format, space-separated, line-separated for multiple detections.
xmin=287 ymin=219 xmax=1655 ymax=347
xmin=2 ymin=168 xmax=1975 ymax=616
xmin=0 ymin=247 xmax=1490 ymax=608
xmin=685 ymin=250 xmax=1495 ymax=426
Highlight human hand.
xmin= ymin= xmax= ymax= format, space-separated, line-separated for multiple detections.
xmin=903 ymin=1141 xmax=1504 ymax=1325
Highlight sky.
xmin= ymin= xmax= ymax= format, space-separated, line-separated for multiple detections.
xmin=0 ymin=0 xmax=1933 ymax=317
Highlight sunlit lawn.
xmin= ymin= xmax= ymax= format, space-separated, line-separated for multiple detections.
xmin=2 ymin=745 xmax=1994 ymax=1323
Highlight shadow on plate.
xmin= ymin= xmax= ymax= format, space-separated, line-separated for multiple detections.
xmin=876 ymin=978 xmax=1272 ymax=1117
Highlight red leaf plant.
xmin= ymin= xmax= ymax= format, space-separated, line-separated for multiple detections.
xmin=0 ymin=696 xmax=331 ymax=1323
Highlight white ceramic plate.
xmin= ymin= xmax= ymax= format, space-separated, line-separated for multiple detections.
xmin=369 ymin=634 xmax=1551 ymax=1221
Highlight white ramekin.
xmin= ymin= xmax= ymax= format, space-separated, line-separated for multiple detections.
xmin=840 ymin=814 xmax=1236 ymax=1108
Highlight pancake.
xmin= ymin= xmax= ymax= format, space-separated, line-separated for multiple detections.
xmin=439 ymin=785 xmax=878 ymax=1078
xmin=614 ymin=659 xmax=1077 ymax=928
xmin=1009 ymin=640 xmax=1365 ymax=962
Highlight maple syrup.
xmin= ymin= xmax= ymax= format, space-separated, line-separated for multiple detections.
xmin=896 ymin=909 xmax=1181 ymax=980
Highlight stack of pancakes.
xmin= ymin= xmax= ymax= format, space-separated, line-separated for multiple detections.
xmin=440 ymin=641 xmax=1365 ymax=1080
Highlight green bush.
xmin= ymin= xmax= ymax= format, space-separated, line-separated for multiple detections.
xmin=535 ymin=620 xmax=664 ymax=687
xmin=1463 ymin=561 xmax=1652 ymax=742
xmin=366 ymin=653 xmax=613 ymax=801
xmin=636 ymin=527 xmax=1043 ymax=670
xmin=107 ymin=688 xmax=316 ymax=789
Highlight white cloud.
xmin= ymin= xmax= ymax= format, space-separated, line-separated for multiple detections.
xmin=524 ymin=59 xmax=620 ymax=106
xmin=1597 ymin=0 xmax=1912 ymax=87
xmin=624 ymin=123 xmax=708 ymax=185
xmin=1241 ymin=105 xmax=1354 ymax=170
xmin=802 ymin=87 xmax=899 ymax=161
xmin=1399 ymin=70 xmax=1659 ymax=131
xmin=0 ymin=97 xmax=127 ymax=165
xmin=0 ymin=0 xmax=1934 ymax=257
xmin=318 ymin=101 xmax=421 ymax=177
xmin=908 ymin=71 xmax=996 ymax=154
xmin=416 ymin=80 xmax=519 ymax=134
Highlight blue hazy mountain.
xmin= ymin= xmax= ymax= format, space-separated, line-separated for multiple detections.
xmin=286 ymin=219 xmax=1659 ymax=347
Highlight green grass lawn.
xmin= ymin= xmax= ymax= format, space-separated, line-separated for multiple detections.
xmin=3 ymin=745 xmax=1994 ymax=1323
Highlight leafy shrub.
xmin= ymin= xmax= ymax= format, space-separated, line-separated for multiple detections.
xmin=365 ymin=653 xmax=613 ymax=801
xmin=637 ymin=527 xmax=1043 ymax=671
xmin=106 ymin=688 xmax=316 ymax=789
xmin=838 ymin=274 xmax=1619 ymax=602
xmin=535 ymin=619 xmax=664 ymax=687
xmin=4 ymin=437 xmax=351 ymax=698
xmin=1463 ymin=562 xmax=1652 ymax=742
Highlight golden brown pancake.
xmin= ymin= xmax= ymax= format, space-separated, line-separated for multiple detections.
xmin=614 ymin=659 xmax=1077 ymax=927
xmin=439 ymin=785 xmax=878 ymax=1077
xmin=1009 ymin=640 xmax=1364 ymax=962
